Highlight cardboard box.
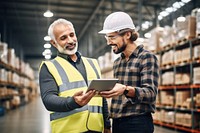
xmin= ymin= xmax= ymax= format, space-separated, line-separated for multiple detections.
xmin=176 ymin=91 xmax=190 ymax=106
xmin=193 ymin=67 xmax=200 ymax=84
xmin=174 ymin=15 xmax=196 ymax=42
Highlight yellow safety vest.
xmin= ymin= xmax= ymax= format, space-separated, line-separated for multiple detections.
xmin=41 ymin=56 xmax=104 ymax=133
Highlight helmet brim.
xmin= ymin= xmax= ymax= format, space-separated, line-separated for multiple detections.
xmin=98 ymin=29 xmax=117 ymax=34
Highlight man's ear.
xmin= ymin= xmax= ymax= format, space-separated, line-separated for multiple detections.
xmin=50 ymin=40 xmax=57 ymax=48
xmin=126 ymin=31 xmax=131 ymax=39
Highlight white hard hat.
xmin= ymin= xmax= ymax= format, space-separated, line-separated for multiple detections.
xmin=98 ymin=11 xmax=135 ymax=34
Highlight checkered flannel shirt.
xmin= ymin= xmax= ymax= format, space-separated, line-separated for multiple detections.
xmin=110 ymin=45 xmax=159 ymax=118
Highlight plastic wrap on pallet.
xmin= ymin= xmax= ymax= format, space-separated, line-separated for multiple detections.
xmin=173 ymin=15 xmax=196 ymax=42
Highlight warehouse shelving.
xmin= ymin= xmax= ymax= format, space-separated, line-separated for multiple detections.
xmin=99 ymin=37 xmax=200 ymax=132
xmin=0 ymin=59 xmax=37 ymax=115
xmin=154 ymin=37 xmax=200 ymax=133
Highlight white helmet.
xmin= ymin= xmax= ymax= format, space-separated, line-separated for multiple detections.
xmin=98 ymin=11 xmax=135 ymax=34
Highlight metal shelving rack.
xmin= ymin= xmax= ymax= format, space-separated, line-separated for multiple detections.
xmin=155 ymin=37 xmax=200 ymax=133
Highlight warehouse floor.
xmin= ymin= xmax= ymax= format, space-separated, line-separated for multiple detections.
xmin=0 ymin=96 xmax=182 ymax=133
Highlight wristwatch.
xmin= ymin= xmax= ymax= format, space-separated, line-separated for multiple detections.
xmin=123 ymin=85 xmax=129 ymax=96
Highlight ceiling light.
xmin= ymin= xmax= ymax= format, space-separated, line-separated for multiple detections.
xmin=173 ymin=2 xmax=181 ymax=9
xmin=177 ymin=16 xmax=186 ymax=22
xmin=44 ymin=43 xmax=51 ymax=48
xmin=45 ymin=55 xmax=51 ymax=60
xmin=42 ymin=49 xmax=52 ymax=56
xmin=44 ymin=36 xmax=51 ymax=41
xmin=179 ymin=2 xmax=185 ymax=6
xmin=144 ymin=33 xmax=151 ymax=38
xmin=160 ymin=11 xmax=169 ymax=17
xmin=165 ymin=7 xmax=174 ymax=13
xmin=181 ymin=0 xmax=191 ymax=3
xmin=43 ymin=10 xmax=53 ymax=17
xmin=158 ymin=15 xmax=163 ymax=20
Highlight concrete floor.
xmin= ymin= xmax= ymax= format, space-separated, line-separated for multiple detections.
xmin=0 ymin=96 xmax=183 ymax=133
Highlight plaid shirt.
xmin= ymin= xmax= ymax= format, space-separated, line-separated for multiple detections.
xmin=110 ymin=45 xmax=159 ymax=118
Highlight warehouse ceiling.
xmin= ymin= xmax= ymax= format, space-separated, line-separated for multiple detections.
xmin=0 ymin=0 xmax=198 ymax=72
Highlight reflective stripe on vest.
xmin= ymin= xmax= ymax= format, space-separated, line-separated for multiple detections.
xmin=50 ymin=105 xmax=103 ymax=121
xmin=51 ymin=59 xmax=86 ymax=92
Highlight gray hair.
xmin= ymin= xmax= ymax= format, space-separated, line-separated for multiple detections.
xmin=48 ymin=18 xmax=74 ymax=41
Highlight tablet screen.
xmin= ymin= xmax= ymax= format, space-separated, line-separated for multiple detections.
xmin=87 ymin=79 xmax=118 ymax=92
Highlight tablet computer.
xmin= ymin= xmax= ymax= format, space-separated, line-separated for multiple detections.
xmin=87 ymin=79 xmax=118 ymax=92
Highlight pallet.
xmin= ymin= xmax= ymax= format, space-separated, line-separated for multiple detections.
xmin=176 ymin=36 xmax=195 ymax=45
xmin=161 ymin=103 xmax=174 ymax=108
xmin=161 ymin=62 xmax=174 ymax=68
xmin=196 ymin=103 xmax=200 ymax=109
xmin=193 ymin=57 xmax=200 ymax=62
xmin=162 ymin=43 xmax=174 ymax=51
xmin=174 ymin=59 xmax=191 ymax=65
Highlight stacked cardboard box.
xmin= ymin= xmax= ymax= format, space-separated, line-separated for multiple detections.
xmin=0 ymin=42 xmax=8 ymax=64
xmin=161 ymin=50 xmax=174 ymax=66
xmin=176 ymin=113 xmax=199 ymax=128
xmin=159 ymin=26 xmax=176 ymax=49
xmin=196 ymin=9 xmax=200 ymax=35
xmin=162 ymin=72 xmax=174 ymax=85
xmin=176 ymin=91 xmax=190 ymax=107
xmin=148 ymin=27 xmax=163 ymax=51
xmin=196 ymin=93 xmax=200 ymax=107
xmin=175 ymin=73 xmax=190 ymax=85
xmin=174 ymin=15 xmax=196 ymax=42
xmin=193 ymin=67 xmax=200 ymax=84
xmin=160 ymin=91 xmax=174 ymax=106
xmin=193 ymin=45 xmax=200 ymax=59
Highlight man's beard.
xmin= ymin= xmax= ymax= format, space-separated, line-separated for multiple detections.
xmin=56 ymin=42 xmax=78 ymax=55
xmin=112 ymin=40 xmax=126 ymax=54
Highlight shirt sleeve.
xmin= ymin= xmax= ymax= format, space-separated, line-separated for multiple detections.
xmin=127 ymin=53 xmax=159 ymax=104
xmin=39 ymin=64 xmax=81 ymax=112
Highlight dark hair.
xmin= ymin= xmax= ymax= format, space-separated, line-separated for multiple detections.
xmin=118 ymin=28 xmax=138 ymax=41
xmin=130 ymin=31 xmax=139 ymax=41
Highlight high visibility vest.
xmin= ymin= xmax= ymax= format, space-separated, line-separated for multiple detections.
xmin=41 ymin=56 xmax=104 ymax=133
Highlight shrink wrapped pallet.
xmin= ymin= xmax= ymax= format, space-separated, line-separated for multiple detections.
xmin=193 ymin=67 xmax=200 ymax=84
xmin=175 ymin=113 xmax=184 ymax=125
xmin=174 ymin=50 xmax=182 ymax=63
xmin=162 ymin=71 xmax=174 ymax=85
xmin=196 ymin=9 xmax=200 ymax=35
xmin=161 ymin=50 xmax=174 ymax=65
xmin=196 ymin=93 xmax=200 ymax=103
xmin=174 ymin=15 xmax=196 ymax=42
xmin=0 ymin=68 xmax=7 ymax=82
xmin=182 ymin=98 xmax=193 ymax=109
xmin=165 ymin=111 xmax=175 ymax=123
xmin=194 ymin=45 xmax=200 ymax=59
xmin=159 ymin=26 xmax=175 ymax=49
xmin=160 ymin=91 xmax=174 ymax=106
xmin=176 ymin=91 xmax=190 ymax=107
xmin=0 ymin=87 xmax=7 ymax=97
xmin=181 ymin=48 xmax=191 ymax=61
xmin=0 ymin=42 xmax=8 ymax=64
xmin=148 ymin=27 xmax=163 ymax=51
xmin=175 ymin=73 xmax=190 ymax=85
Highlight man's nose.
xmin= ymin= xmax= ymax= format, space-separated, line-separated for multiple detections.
xmin=67 ymin=36 xmax=74 ymax=43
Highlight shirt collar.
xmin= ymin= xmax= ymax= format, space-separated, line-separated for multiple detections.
xmin=121 ymin=44 xmax=144 ymax=59
xmin=58 ymin=51 xmax=82 ymax=63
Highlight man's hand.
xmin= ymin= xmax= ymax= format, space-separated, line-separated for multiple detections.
xmin=99 ymin=83 xmax=126 ymax=98
xmin=73 ymin=90 xmax=96 ymax=106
